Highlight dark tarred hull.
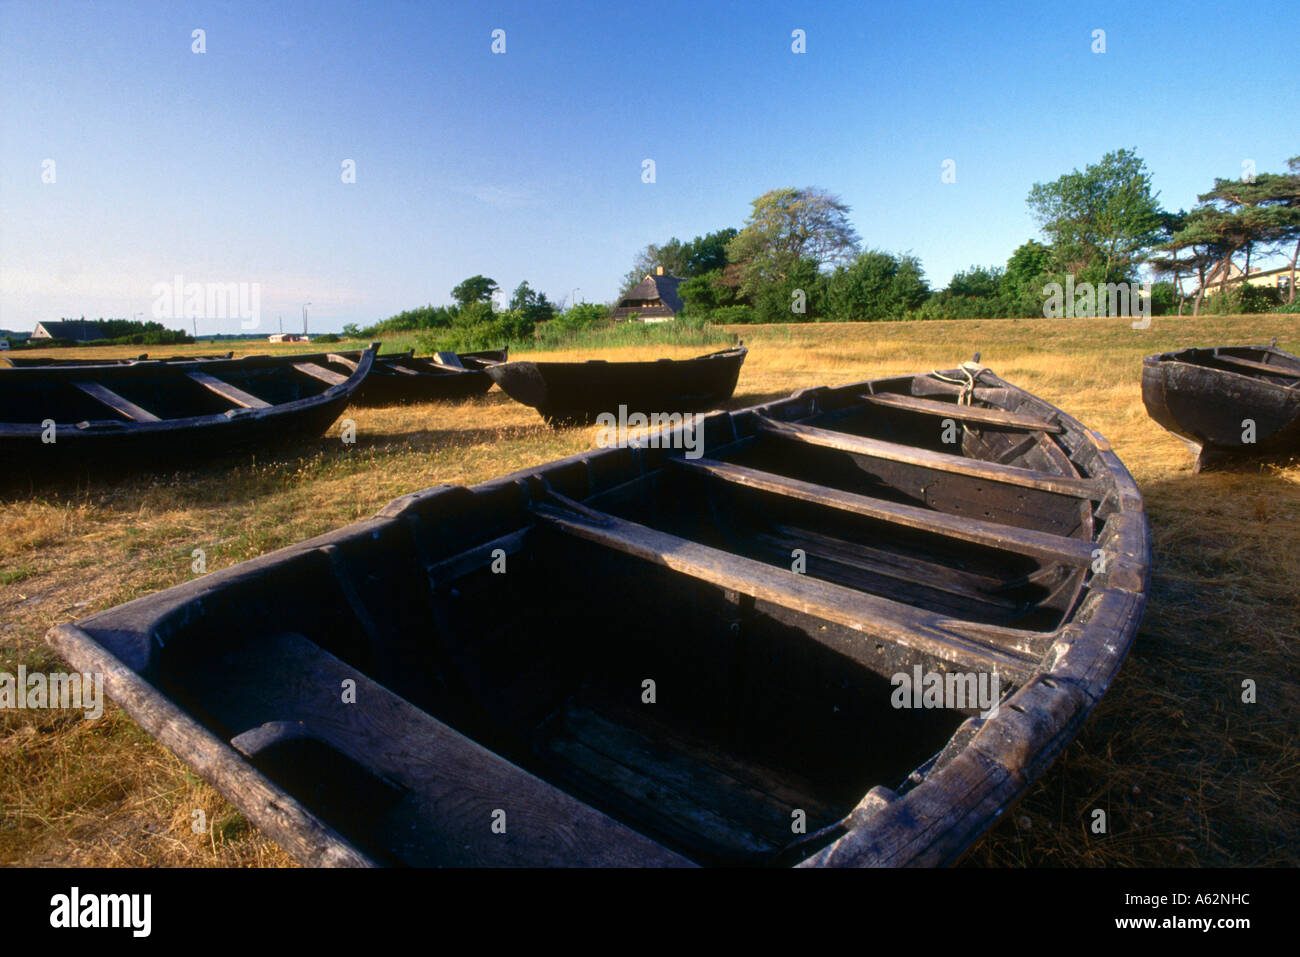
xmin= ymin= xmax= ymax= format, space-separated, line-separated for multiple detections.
xmin=1142 ymin=343 xmax=1300 ymax=471
xmin=0 ymin=347 xmax=377 ymax=474
xmin=486 ymin=346 xmax=747 ymax=426
xmin=344 ymin=349 xmax=506 ymax=406
xmin=47 ymin=363 xmax=1147 ymax=867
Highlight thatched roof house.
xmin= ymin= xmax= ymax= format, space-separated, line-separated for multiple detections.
xmin=612 ymin=267 xmax=685 ymax=322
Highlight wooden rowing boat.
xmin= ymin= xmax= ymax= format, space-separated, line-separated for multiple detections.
xmin=328 ymin=348 xmax=506 ymax=405
xmin=485 ymin=345 xmax=747 ymax=425
xmin=0 ymin=345 xmax=377 ymax=471
xmin=1 ymin=352 xmax=235 ymax=366
xmin=47 ymin=360 xmax=1148 ymax=866
xmin=1142 ymin=340 xmax=1300 ymax=471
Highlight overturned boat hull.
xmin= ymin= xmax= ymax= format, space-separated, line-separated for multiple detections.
xmin=1142 ymin=343 xmax=1300 ymax=471
xmin=48 ymin=362 xmax=1149 ymax=866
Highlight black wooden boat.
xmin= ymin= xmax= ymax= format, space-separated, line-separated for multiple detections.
xmin=2 ymin=352 xmax=234 ymax=367
xmin=0 ymin=346 xmax=377 ymax=470
xmin=324 ymin=348 xmax=506 ymax=405
xmin=485 ymin=345 xmax=747 ymax=425
xmin=47 ymin=361 xmax=1148 ymax=866
xmin=1142 ymin=341 xmax=1300 ymax=471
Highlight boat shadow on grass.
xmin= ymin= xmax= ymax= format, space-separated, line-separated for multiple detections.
xmin=0 ymin=422 xmax=558 ymax=501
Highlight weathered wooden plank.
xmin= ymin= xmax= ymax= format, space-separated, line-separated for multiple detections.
xmin=199 ymin=631 xmax=694 ymax=867
xmin=531 ymin=499 xmax=1041 ymax=681
xmin=293 ymin=361 xmax=349 ymax=387
xmin=756 ymin=416 xmax=1103 ymax=500
xmin=1211 ymin=353 xmax=1300 ymax=378
xmin=186 ymin=371 xmax=272 ymax=409
xmin=673 ymin=456 xmax=1097 ymax=567
xmin=861 ymin=391 xmax=1064 ymax=433
xmin=71 ymin=381 xmax=162 ymax=422
xmin=327 ymin=353 xmax=359 ymax=371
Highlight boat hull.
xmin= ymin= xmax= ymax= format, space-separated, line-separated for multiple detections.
xmin=1142 ymin=344 xmax=1300 ymax=471
xmin=47 ymin=364 xmax=1149 ymax=866
xmin=486 ymin=346 xmax=747 ymax=425
xmin=346 ymin=349 xmax=505 ymax=406
xmin=0 ymin=347 xmax=377 ymax=473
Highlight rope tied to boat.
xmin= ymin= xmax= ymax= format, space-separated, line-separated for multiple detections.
xmin=928 ymin=355 xmax=994 ymax=445
xmin=930 ymin=355 xmax=993 ymax=407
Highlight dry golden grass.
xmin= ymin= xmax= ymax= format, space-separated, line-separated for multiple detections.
xmin=2 ymin=314 xmax=1297 ymax=867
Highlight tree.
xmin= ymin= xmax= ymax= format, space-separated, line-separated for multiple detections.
xmin=826 ymin=250 xmax=929 ymax=321
xmin=451 ymin=275 xmax=499 ymax=308
xmin=1198 ymin=159 xmax=1300 ymax=304
xmin=1027 ymin=149 xmax=1164 ymax=282
xmin=620 ymin=228 xmax=739 ymax=293
xmin=508 ymin=281 xmax=555 ymax=322
xmin=1157 ymin=210 xmax=1241 ymax=316
xmin=1003 ymin=240 xmax=1054 ymax=289
xmin=726 ymin=188 xmax=861 ymax=301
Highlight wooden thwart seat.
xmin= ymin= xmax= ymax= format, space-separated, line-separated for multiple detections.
xmin=531 ymin=496 xmax=1043 ymax=681
xmin=755 ymin=416 xmax=1103 ymax=500
xmin=293 ymin=362 xmax=349 ymax=387
xmin=1210 ymin=353 xmax=1300 ymax=378
xmin=186 ymin=371 xmax=272 ymax=409
xmin=72 ymin=381 xmax=162 ymax=422
xmin=672 ymin=457 xmax=1096 ymax=567
xmin=861 ymin=392 xmax=1063 ymax=433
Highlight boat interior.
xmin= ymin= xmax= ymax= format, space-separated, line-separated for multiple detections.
xmin=119 ymin=371 xmax=1122 ymax=865
xmin=1172 ymin=345 xmax=1300 ymax=386
xmin=0 ymin=355 xmax=355 ymax=425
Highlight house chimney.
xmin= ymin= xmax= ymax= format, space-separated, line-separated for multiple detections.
xmin=656 ymin=266 xmax=664 ymax=276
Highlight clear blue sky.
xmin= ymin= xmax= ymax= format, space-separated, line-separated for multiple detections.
xmin=2 ymin=0 xmax=1296 ymax=334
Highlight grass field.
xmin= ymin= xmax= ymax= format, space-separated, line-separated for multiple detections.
xmin=2 ymin=314 xmax=1297 ymax=867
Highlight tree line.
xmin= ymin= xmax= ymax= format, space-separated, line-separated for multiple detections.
xmin=354 ymin=147 xmax=1299 ymax=343
xmin=628 ymin=149 xmax=1299 ymax=322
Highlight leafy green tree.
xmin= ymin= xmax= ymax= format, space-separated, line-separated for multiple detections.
xmin=826 ymin=250 xmax=929 ymax=321
xmin=451 ymin=275 xmax=499 ymax=308
xmin=509 ymin=281 xmax=555 ymax=323
xmin=726 ymin=188 xmax=860 ymax=302
xmin=1003 ymin=240 xmax=1054 ymax=289
xmin=747 ymin=257 xmax=828 ymax=323
xmin=1027 ymin=148 xmax=1163 ymax=282
xmin=621 ymin=228 xmax=740 ymax=293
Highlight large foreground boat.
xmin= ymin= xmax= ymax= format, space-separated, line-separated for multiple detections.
xmin=486 ymin=345 xmax=747 ymax=425
xmin=0 ymin=346 xmax=377 ymax=471
xmin=47 ymin=361 xmax=1149 ymax=866
xmin=1142 ymin=341 xmax=1300 ymax=471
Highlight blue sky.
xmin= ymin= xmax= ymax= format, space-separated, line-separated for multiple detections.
xmin=2 ymin=0 xmax=1296 ymax=334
